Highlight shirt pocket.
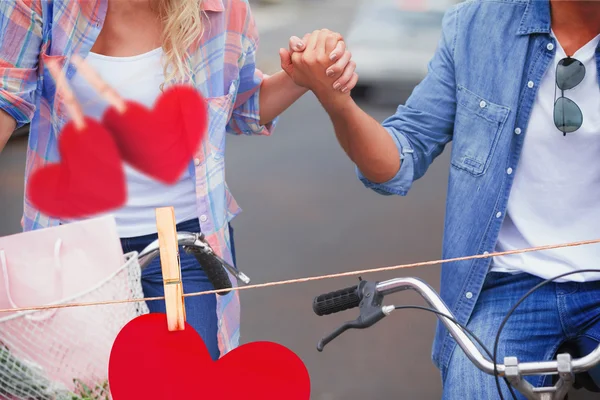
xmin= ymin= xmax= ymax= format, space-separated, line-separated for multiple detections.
xmin=205 ymin=80 xmax=238 ymax=160
xmin=450 ymin=85 xmax=510 ymax=176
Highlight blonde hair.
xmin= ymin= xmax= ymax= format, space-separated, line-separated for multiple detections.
xmin=152 ymin=0 xmax=206 ymax=89
xmin=51 ymin=0 xmax=206 ymax=134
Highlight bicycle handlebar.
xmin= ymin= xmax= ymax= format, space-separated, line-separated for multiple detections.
xmin=137 ymin=231 xmax=251 ymax=295
xmin=313 ymin=277 xmax=600 ymax=377
xmin=313 ymin=283 xmax=362 ymax=316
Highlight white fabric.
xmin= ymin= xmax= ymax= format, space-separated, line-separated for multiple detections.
xmin=67 ymin=48 xmax=198 ymax=238
xmin=0 ymin=216 xmax=149 ymax=399
xmin=491 ymin=33 xmax=600 ymax=282
xmin=1 ymin=239 xmax=62 ymax=321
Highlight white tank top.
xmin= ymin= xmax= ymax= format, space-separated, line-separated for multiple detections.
xmin=66 ymin=48 xmax=198 ymax=238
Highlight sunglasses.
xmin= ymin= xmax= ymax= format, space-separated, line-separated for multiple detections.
xmin=554 ymin=56 xmax=586 ymax=136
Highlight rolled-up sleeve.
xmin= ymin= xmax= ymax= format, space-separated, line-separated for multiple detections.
xmin=356 ymin=6 xmax=459 ymax=196
xmin=0 ymin=0 xmax=43 ymax=129
xmin=226 ymin=4 xmax=277 ymax=136
xmin=356 ymin=128 xmax=415 ymax=196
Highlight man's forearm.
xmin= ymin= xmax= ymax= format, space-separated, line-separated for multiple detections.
xmin=259 ymin=70 xmax=308 ymax=126
xmin=0 ymin=109 xmax=17 ymax=153
xmin=318 ymin=93 xmax=401 ymax=184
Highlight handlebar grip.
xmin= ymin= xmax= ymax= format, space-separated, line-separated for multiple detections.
xmin=313 ymin=284 xmax=361 ymax=316
xmin=188 ymin=249 xmax=232 ymax=296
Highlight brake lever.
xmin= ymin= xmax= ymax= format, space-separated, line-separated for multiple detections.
xmin=317 ymin=281 xmax=394 ymax=351
xmin=317 ymin=319 xmax=362 ymax=351
xmin=183 ymin=233 xmax=251 ymax=285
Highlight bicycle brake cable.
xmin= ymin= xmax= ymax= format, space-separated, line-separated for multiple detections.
xmin=393 ymin=305 xmax=518 ymax=400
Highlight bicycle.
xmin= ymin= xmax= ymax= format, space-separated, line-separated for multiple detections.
xmin=311 ymin=275 xmax=600 ymax=400
xmin=138 ymin=230 xmax=251 ymax=291
xmin=0 ymin=228 xmax=253 ymax=400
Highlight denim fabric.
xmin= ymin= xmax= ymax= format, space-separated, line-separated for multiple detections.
xmin=355 ymin=0 xmax=600 ymax=375
xmin=120 ymin=219 xmax=237 ymax=361
xmin=442 ymin=272 xmax=600 ymax=399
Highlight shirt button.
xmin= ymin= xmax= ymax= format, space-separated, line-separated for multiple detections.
xmin=218 ymin=318 xmax=223 ymax=328
xmin=514 ymin=127 xmax=522 ymax=135
xmin=507 ymin=167 xmax=513 ymax=175
xmin=483 ymin=251 xmax=489 ymax=255
xmin=466 ymin=292 xmax=473 ymax=299
xmin=479 ymin=100 xmax=486 ymax=108
xmin=527 ymin=81 xmax=534 ymax=88
xmin=547 ymin=43 xmax=554 ymax=51
xmin=200 ymin=214 xmax=208 ymax=222
xmin=194 ymin=158 xmax=200 ymax=166
xmin=496 ymin=212 xmax=502 ymax=218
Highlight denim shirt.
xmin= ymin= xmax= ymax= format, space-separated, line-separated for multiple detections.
xmin=357 ymin=0 xmax=600 ymax=377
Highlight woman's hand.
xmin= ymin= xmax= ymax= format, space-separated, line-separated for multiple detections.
xmin=280 ymin=29 xmax=358 ymax=94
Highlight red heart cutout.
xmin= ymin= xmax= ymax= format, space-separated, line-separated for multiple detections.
xmin=102 ymin=85 xmax=208 ymax=185
xmin=109 ymin=313 xmax=311 ymax=400
xmin=26 ymin=118 xmax=126 ymax=218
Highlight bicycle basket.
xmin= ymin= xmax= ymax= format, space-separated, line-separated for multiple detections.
xmin=0 ymin=251 xmax=148 ymax=399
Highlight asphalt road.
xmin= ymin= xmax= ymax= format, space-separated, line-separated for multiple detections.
xmin=0 ymin=0 xmax=596 ymax=399
xmin=233 ymin=2 xmax=448 ymax=398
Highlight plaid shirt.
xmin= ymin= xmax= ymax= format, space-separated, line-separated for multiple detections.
xmin=0 ymin=0 xmax=276 ymax=356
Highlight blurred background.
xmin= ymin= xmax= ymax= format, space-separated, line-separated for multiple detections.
xmin=1 ymin=0 xmax=596 ymax=398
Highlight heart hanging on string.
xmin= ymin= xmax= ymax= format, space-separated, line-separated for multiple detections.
xmin=26 ymin=118 xmax=127 ymax=219
xmin=102 ymin=85 xmax=209 ymax=185
xmin=108 ymin=313 xmax=311 ymax=400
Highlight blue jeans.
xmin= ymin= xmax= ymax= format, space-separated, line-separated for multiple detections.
xmin=442 ymin=272 xmax=600 ymax=399
xmin=120 ymin=219 xmax=237 ymax=361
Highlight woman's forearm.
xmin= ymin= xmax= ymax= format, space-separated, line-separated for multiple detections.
xmin=258 ymin=70 xmax=308 ymax=125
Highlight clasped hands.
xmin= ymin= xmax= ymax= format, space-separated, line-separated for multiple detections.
xmin=280 ymin=29 xmax=358 ymax=102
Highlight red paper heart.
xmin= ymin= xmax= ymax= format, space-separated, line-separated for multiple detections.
xmin=26 ymin=118 xmax=126 ymax=218
xmin=109 ymin=313 xmax=311 ymax=400
xmin=102 ymin=85 xmax=208 ymax=185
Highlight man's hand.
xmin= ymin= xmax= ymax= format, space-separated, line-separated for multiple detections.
xmin=280 ymin=29 xmax=358 ymax=98
xmin=279 ymin=30 xmax=399 ymax=184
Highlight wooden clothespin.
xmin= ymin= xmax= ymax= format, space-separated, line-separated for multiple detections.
xmin=46 ymin=59 xmax=86 ymax=130
xmin=47 ymin=55 xmax=126 ymax=128
xmin=155 ymin=207 xmax=186 ymax=331
xmin=71 ymin=55 xmax=128 ymax=114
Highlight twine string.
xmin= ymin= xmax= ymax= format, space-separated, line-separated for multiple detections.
xmin=0 ymin=237 xmax=598 ymax=314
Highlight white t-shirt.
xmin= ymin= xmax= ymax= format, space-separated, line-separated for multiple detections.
xmin=66 ymin=48 xmax=198 ymax=238
xmin=491 ymin=32 xmax=600 ymax=282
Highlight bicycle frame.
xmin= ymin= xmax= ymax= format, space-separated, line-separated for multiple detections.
xmin=314 ymin=277 xmax=600 ymax=400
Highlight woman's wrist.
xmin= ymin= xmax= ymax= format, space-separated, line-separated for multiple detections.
xmin=278 ymin=69 xmax=309 ymax=96
xmin=258 ymin=70 xmax=308 ymax=125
